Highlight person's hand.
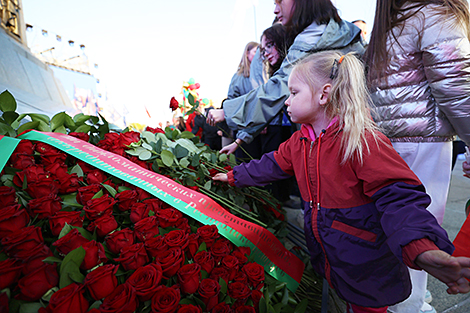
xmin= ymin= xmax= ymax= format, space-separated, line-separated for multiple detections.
xmin=416 ymin=250 xmax=470 ymax=294
xmin=212 ymin=173 xmax=228 ymax=182
xmin=463 ymin=161 xmax=470 ymax=178
xmin=217 ymin=130 xmax=223 ymax=137
xmin=206 ymin=109 xmax=225 ymax=126
xmin=220 ymin=139 xmax=243 ymax=155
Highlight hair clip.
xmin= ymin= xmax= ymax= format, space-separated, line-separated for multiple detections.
xmin=329 ymin=55 xmax=345 ymax=79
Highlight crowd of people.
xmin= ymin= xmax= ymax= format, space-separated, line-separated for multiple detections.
xmin=199 ymin=0 xmax=470 ymax=313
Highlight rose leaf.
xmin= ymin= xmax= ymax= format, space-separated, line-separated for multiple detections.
xmin=0 ymin=90 xmax=17 ymax=112
xmin=161 ymin=150 xmax=174 ymax=167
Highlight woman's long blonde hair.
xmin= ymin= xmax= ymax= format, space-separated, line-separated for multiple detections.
xmin=237 ymin=41 xmax=259 ymax=78
xmin=293 ymin=51 xmax=381 ymax=164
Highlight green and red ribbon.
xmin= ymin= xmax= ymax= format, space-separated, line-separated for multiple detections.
xmin=1 ymin=130 xmax=305 ymax=291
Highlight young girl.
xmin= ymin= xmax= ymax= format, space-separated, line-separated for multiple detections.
xmin=213 ymin=51 xmax=470 ymax=312
xmin=226 ymin=41 xmax=259 ymax=100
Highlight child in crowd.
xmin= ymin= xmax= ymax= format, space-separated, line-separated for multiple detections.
xmin=213 ymin=51 xmax=470 ymax=312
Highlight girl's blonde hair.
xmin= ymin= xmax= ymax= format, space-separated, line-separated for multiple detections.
xmin=237 ymin=41 xmax=259 ymax=78
xmin=292 ymin=50 xmax=381 ymax=164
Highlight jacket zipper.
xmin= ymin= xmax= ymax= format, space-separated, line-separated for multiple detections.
xmin=303 ymin=130 xmax=332 ymax=285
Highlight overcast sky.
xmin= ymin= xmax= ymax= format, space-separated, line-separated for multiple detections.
xmin=22 ymin=0 xmax=376 ymax=126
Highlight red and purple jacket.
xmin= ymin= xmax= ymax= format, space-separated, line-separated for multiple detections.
xmin=227 ymin=121 xmax=453 ymax=307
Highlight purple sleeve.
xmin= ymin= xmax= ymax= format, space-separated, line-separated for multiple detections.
xmin=372 ymin=182 xmax=454 ymax=260
xmin=232 ymin=151 xmax=293 ymax=188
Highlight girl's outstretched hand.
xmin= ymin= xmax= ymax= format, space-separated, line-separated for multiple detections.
xmin=416 ymin=250 xmax=470 ymax=294
xmin=220 ymin=141 xmax=239 ymax=155
xmin=212 ymin=173 xmax=228 ymax=182
xmin=206 ymin=109 xmax=225 ymax=126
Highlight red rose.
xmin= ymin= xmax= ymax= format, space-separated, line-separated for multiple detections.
xmin=135 ymin=188 xmax=152 ymax=201
xmin=155 ymin=208 xmax=184 ymax=228
xmin=186 ymin=233 xmax=200 ymax=259
xmin=15 ymin=264 xmax=59 ymax=301
xmin=177 ymin=263 xmax=201 ymax=294
xmin=234 ymin=306 xmax=256 ymax=313
xmin=126 ymin=263 xmax=163 ymax=301
xmin=84 ymin=264 xmax=119 ymax=300
xmin=142 ymin=198 xmax=164 ymax=212
xmin=115 ymin=243 xmax=149 ymax=271
xmin=177 ymin=304 xmax=203 ymax=313
xmin=69 ymin=132 xmax=90 ymax=142
xmin=0 ymin=186 xmax=17 ymax=206
xmin=151 ymin=285 xmax=181 ymax=313
xmin=76 ymin=161 xmax=96 ymax=174
xmin=10 ymin=153 xmax=35 ymax=170
xmin=197 ymin=278 xmax=220 ymax=312
xmin=119 ymin=131 xmax=141 ymax=147
xmin=134 ymin=216 xmax=159 ymax=242
xmin=98 ymin=133 xmax=121 ymax=151
xmin=197 ymin=225 xmax=220 ymax=248
xmin=100 ymin=283 xmax=139 ymax=313
xmin=86 ymin=169 xmax=109 ymax=185
xmin=211 ymin=302 xmax=232 ymax=313
xmin=228 ymin=282 xmax=251 ymax=302
xmin=27 ymin=194 xmax=62 ymax=219
xmin=39 ymin=283 xmax=88 ymax=313
xmin=0 ymin=259 xmax=23 ymax=289
xmin=170 ymin=97 xmax=179 ymax=111
xmin=115 ymin=189 xmax=139 ymax=211
xmin=145 ymin=126 xmax=165 ymax=134
xmin=129 ymin=202 xmax=150 ymax=223
xmin=155 ymin=247 xmax=185 ymax=279
xmin=76 ymin=184 xmax=102 ymax=205
xmin=1 ymin=226 xmax=44 ymax=257
xmin=209 ymin=267 xmax=230 ymax=285
xmin=194 ymin=251 xmax=215 ymax=274
xmin=221 ymin=255 xmax=239 ymax=282
xmin=26 ymin=177 xmax=60 ymax=199
xmin=20 ymin=244 xmax=53 ymax=274
xmin=175 ymin=218 xmax=191 ymax=233
xmin=0 ymin=204 xmax=29 ymax=238
xmin=56 ymin=172 xmax=81 ymax=194
xmin=164 ymin=229 xmax=189 ymax=250
xmin=84 ymin=194 xmax=116 ymax=220
xmin=80 ymin=240 xmax=108 ymax=270
xmin=13 ymin=165 xmax=48 ymax=187
xmin=86 ymin=212 xmax=118 ymax=237
xmin=44 ymin=162 xmax=68 ymax=178
xmin=232 ymin=246 xmax=250 ymax=265
xmin=105 ymin=228 xmax=134 ymax=255
xmin=210 ymin=239 xmax=232 ymax=263
xmin=49 ymin=211 xmax=84 ymax=236
xmin=233 ymin=271 xmax=248 ymax=285
xmin=242 ymin=263 xmax=265 ymax=289
xmin=251 ymin=290 xmax=263 ymax=311
xmin=14 ymin=140 xmax=34 ymax=154
xmin=35 ymin=142 xmax=60 ymax=154
xmin=144 ymin=235 xmax=168 ymax=258
xmin=39 ymin=151 xmax=67 ymax=167
xmin=53 ymin=229 xmax=89 ymax=256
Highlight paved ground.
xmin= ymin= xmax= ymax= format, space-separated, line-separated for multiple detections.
xmin=283 ymin=158 xmax=470 ymax=313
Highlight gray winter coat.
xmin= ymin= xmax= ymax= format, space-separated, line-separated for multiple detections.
xmin=223 ymin=19 xmax=366 ymax=144
xmin=369 ymin=4 xmax=470 ymax=146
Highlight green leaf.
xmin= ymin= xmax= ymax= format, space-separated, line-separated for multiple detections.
xmin=50 ymin=112 xmax=67 ymax=131
xmin=19 ymin=302 xmax=44 ymax=313
xmin=139 ymin=150 xmax=152 ymax=161
xmin=73 ymin=113 xmax=92 ymax=124
xmin=58 ymin=223 xmax=73 ymax=239
xmin=37 ymin=120 xmax=52 ymax=132
xmin=64 ymin=113 xmax=76 ymax=129
xmin=17 ymin=121 xmax=40 ymax=134
xmin=219 ymin=154 xmax=228 ymax=162
xmin=0 ymin=90 xmax=17 ymax=112
xmin=179 ymin=131 xmax=195 ymax=139
xmin=161 ymin=150 xmax=174 ymax=167
xmin=2 ymin=111 xmax=19 ymax=125
xmin=69 ymin=164 xmax=84 ymax=177
xmin=11 ymin=113 xmax=26 ymax=129
xmin=102 ymin=184 xmax=117 ymax=197
xmin=142 ymin=131 xmax=156 ymax=143
xmin=155 ymin=138 xmax=163 ymax=154
xmin=89 ymin=301 xmax=102 ymax=310
xmin=179 ymin=157 xmax=190 ymax=168
xmin=292 ymin=298 xmax=308 ymax=313
xmin=54 ymin=125 xmax=67 ymax=134
xmin=42 ymin=256 xmax=63 ymax=264
xmin=260 ymin=297 xmax=267 ymax=313
xmin=0 ymin=122 xmax=16 ymax=137
xmin=204 ymin=180 xmax=211 ymax=190
xmin=28 ymin=113 xmax=50 ymax=124
xmin=174 ymin=144 xmax=189 ymax=159
xmin=118 ymin=186 xmax=132 ymax=193
xmin=219 ymin=277 xmax=228 ymax=294
xmin=92 ymin=190 xmax=104 ymax=199
xmin=59 ymin=246 xmax=86 ymax=288
xmin=188 ymin=93 xmax=196 ymax=105
xmin=197 ymin=242 xmax=207 ymax=253
xmin=41 ymin=287 xmax=59 ymax=302
xmin=74 ymin=124 xmax=91 ymax=133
